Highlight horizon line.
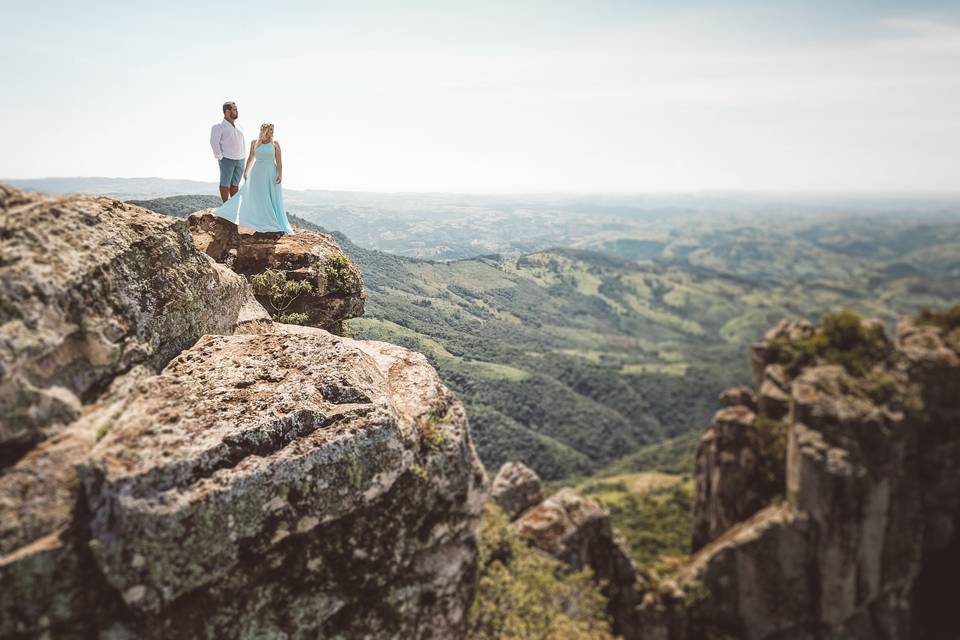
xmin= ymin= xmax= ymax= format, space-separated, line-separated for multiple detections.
xmin=4 ymin=176 xmax=960 ymax=200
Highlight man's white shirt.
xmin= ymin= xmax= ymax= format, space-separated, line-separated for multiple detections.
xmin=210 ymin=119 xmax=246 ymax=160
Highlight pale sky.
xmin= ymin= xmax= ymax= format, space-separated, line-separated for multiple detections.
xmin=2 ymin=1 xmax=958 ymax=193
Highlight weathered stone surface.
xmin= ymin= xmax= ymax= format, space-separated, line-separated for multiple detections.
xmin=636 ymin=309 xmax=960 ymax=640
xmin=758 ymin=364 xmax=791 ymax=419
xmin=691 ymin=405 xmax=771 ymax=550
xmin=3 ymin=324 xmax=487 ymax=639
xmin=514 ymin=488 xmax=640 ymax=639
xmin=638 ymin=504 xmax=816 ymax=640
xmin=0 ymin=185 xmax=258 ymax=451
xmin=0 ymin=186 xmax=486 ymax=639
xmin=188 ymin=211 xmax=365 ymax=334
xmin=491 ymin=461 xmax=543 ymax=519
xmin=718 ymin=385 xmax=756 ymax=410
xmin=750 ymin=318 xmax=815 ymax=387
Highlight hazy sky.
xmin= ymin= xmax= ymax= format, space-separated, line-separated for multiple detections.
xmin=2 ymin=1 xmax=958 ymax=193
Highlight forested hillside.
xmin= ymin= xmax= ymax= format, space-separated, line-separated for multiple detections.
xmin=131 ymin=195 xmax=960 ymax=482
xmin=334 ymin=226 xmax=960 ymax=480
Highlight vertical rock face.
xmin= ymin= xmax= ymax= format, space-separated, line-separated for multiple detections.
xmin=691 ymin=404 xmax=764 ymax=550
xmin=0 ymin=186 xmax=487 ymax=639
xmin=187 ymin=211 xmax=365 ymax=334
xmin=0 ymin=186 xmax=256 ymax=455
xmin=638 ymin=308 xmax=960 ymax=640
xmin=491 ymin=461 xmax=544 ymax=519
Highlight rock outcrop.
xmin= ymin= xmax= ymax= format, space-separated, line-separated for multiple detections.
xmin=491 ymin=461 xmax=543 ymax=519
xmin=0 ymin=186 xmax=256 ymax=456
xmin=0 ymin=186 xmax=487 ymax=639
xmin=500 ymin=465 xmax=640 ymax=639
xmin=636 ymin=308 xmax=960 ymax=639
xmin=188 ymin=211 xmax=364 ymax=334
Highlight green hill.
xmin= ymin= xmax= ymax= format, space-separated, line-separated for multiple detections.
xmin=131 ymin=194 xmax=960 ymax=482
xmin=335 ymin=231 xmax=960 ymax=481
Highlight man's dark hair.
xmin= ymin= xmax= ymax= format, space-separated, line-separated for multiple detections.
xmin=222 ymin=101 xmax=236 ymax=114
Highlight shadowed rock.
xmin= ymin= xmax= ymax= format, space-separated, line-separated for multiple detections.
xmin=188 ymin=211 xmax=365 ymax=334
xmin=637 ymin=309 xmax=960 ymax=640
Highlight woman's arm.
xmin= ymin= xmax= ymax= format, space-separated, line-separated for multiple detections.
xmin=274 ymin=141 xmax=282 ymax=184
xmin=242 ymin=141 xmax=256 ymax=180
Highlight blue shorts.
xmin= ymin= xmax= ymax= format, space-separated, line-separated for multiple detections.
xmin=218 ymin=158 xmax=244 ymax=187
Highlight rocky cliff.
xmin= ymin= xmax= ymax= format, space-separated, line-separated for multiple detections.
xmin=636 ymin=308 xmax=960 ymax=639
xmin=0 ymin=186 xmax=486 ymax=639
xmin=188 ymin=211 xmax=364 ymax=334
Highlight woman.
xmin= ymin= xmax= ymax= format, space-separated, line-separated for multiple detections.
xmin=214 ymin=122 xmax=294 ymax=234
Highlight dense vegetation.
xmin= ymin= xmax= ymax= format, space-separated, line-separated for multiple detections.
xmin=468 ymin=503 xmax=615 ymax=639
xmin=572 ymin=474 xmax=694 ymax=570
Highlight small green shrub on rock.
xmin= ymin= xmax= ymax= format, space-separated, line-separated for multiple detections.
xmin=324 ymin=255 xmax=357 ymax=294
xmin=769 ymin=309 xmax=890 ymax=377
xmin=249 ymin=269 xmax=313 ymax=323
xmin=276 ymin=312 xmax=310 ymax=325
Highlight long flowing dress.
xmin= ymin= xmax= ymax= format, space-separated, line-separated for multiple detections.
xmin=214 ymin=141 xmax=294 ymax=233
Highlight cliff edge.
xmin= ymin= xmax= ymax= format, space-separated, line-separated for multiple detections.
xmin=0 ymin=185 xmax=486 ymax=639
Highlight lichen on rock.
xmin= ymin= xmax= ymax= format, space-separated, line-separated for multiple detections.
xmin=0 ymin=185 xmax=487 ymax=639
xmin=0 ymin=185 xmax=258 ymax=453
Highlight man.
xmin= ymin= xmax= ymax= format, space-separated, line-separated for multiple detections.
xmin=210 ymin=101 xmax=246 ymax=202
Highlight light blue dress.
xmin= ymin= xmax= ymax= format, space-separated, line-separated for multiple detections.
xmin=214 ymin=141 xmax=294 ymax=233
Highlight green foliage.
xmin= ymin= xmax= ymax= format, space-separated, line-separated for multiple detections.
xmin=594 ymin=480 xmax=694 ymax=570
xmin=420 ymin=422 xmax=449 ymax=451
xmin=410 ymin=464 xmax=428 ymax=482
xmin=856 ymin=369 xmax=925 ymax=415
xmin=249 ymin=269 xmax=314 ymax=318
xmin=598 ymin=432 xmax=699 ymax=477
xmin=95 ymin=421 xmax=114 ymax=442
xmin=468 ymin=503 xmax=615 ymax=640
xmin=324 ymin=255 xmax=357 ymax=294
xmin=769 ymin=309 xmax=890 ymax=377
xmin=916 ymin=304 xmax=960 ymax=331
xmin=276 ymin=312 xmax=310 ymax=325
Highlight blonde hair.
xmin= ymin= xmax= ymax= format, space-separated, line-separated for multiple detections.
xmin=258 ymin=123 xmax=275 ymax=144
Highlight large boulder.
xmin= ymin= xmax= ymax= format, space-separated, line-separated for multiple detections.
xmin=0 ymin=185 xmax=258 ymax=453
xmin=490 ymin=461 xmax=543 ymax=519
xmin=2 ymin=324 xmax=487 ymax=638
xmin=187 ymin=211 xmax=365 ymax=334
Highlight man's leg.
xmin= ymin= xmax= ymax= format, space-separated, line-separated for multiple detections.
xmin=218 ymin=158 xmax=230 ymax=202
xmin=228 ymin=159 xmax=242 ymax=197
